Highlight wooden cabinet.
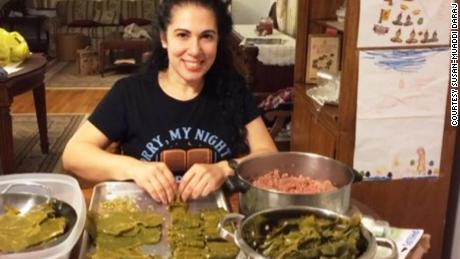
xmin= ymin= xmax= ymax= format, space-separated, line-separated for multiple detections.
xmin=290 ymin=1 xmax=457 ymax=258
xmin=291 ymin=85 xmax=338 ymax=157
xmin=290 ymin=0 xmax=353 ymax=161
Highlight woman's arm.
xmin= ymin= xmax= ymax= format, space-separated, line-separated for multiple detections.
xmin=178 ymin=116 xmax=277 ymax=200
xmin=63 ymin=121 xmax=135 ymax=181
xmin=236 ymin=116 xmax=278 ymax=163
xmin=62 ymin=121 xmax=177 ymax=204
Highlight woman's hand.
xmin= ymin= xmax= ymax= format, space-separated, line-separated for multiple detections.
xmin=128 ymin=161 xmax=177 ymax=204
xmin=178 ymin=161 xmax=233 ymax=201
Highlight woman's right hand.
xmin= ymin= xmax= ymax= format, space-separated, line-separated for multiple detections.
xmin=128 ymin=161 xmax=177 ymax=204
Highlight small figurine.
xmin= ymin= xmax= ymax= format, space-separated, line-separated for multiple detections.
xmin=420 ymin=30 xmax=430 ymax=43
xmin=403 ymin=14 xmax=413 ymax=26
xmin=392 ymin=12 xmax=403 ymax=25
xmin=406 ymin=29 xmax=418 ymax=44
xmin=430 ymin=30 xmax=439 ymax=42
xmin=390 ymin=28 xmax=403 ymax=43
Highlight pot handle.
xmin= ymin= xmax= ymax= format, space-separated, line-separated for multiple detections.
xmin=218 ymin=213 xmax=245 ymax=242
xmin=375 ymin=237 xmax=398 ymax=259
xmin=1 ymin=182 xmax=51 ymax=202
xmin=352 ymin=168 xmax=363 ymax=182
xmin=223 ymin=176 xmax=250 ymax=194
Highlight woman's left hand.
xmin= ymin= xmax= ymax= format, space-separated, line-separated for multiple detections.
xmin=178 ymin=162 xmax=233 ymax=201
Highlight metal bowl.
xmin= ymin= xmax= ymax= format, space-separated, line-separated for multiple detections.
xmin=0 ymin=183 xmax=78 ymax=254
xmin=220 ymin=206 xmax=397 ymax=259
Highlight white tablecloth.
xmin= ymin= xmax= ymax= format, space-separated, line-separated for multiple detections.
xmin=234 ymin=24 xmax=296 ymax=66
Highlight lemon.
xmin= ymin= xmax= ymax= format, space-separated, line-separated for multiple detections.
xmin=0 ymin=29 xmax=11 ymax=66
xmin=0 ymin=28 xmax=30 ymax=65
xmin=8 ymin=31 xmax=30 ymax=63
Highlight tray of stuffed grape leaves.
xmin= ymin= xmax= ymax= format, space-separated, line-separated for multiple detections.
xmin=78 ymin=181 xmax=238 ymax=259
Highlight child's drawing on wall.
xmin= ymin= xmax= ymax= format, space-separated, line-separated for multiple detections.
xmin=354 ymin=48 xmax=449 ymax=180
xmin=358 ymin=0 xmax=450 ymax=47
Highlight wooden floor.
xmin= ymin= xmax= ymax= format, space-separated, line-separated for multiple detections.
xmin=11 ymin=89 xmax=107 ymax=113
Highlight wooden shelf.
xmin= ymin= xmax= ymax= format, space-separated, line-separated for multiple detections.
xmin=311 ymin=19 xmax=345 ymax=32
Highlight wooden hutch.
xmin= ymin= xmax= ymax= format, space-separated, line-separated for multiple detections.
xmin=290 ymin=0 xmax=457 ymax=258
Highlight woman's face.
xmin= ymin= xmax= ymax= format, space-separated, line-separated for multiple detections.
xmin=161 ymin=4 xmax=218 ymax=85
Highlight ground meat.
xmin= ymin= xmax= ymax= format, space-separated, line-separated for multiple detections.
xmin=251 ymin=169 xmax=337 ymax=194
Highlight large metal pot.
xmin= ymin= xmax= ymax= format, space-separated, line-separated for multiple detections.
xmin=225 ymin=152 xmax=362 ymax=215
xmin=219 ymin=206 xmax=397 ymax=259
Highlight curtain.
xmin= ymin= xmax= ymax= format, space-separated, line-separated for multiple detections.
xmin=276 ymin=0 xmax=287 ymax=33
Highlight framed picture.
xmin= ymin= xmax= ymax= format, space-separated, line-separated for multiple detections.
xmin=305 ymin=34 xmax=340 ymax=83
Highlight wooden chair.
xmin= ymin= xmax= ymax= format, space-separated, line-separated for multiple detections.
xmin=262 ymin=104 xmax=292 ymax=151
xmin=257 ymin=91 xmax=292 ymax=151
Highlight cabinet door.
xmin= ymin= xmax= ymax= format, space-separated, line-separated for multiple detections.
xmin=291 ymin=92 xmax=337 ymax=157
xmin=291 ymin=92 xmax=311 ymax=151
xmin=309 ymin=120 xmax=336 ymax=158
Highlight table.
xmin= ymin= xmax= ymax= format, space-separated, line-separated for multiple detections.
xmin=77 ymin=177 xmax=430 ymax=259
xmin=0 ymin=54 xmax=48 ymax=174
xmin=99 ymin=35 xmax=151 ymax=77
xmin=0 ymin=15 xmax=49 ymax=53
xmin=229 ymin=25 xmax=294 ymax=100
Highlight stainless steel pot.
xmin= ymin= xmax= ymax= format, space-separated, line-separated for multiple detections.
xmin=219 ymin=206 xmax=397 ymax=259
xmin=0 ymin=182 xmax=78 ymax=254
xmin=225 ymin=152 xmax=362 ymax=215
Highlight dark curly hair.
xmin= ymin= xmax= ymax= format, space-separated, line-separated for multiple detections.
xmin=148 ymin=0 xmax=250 ymax=156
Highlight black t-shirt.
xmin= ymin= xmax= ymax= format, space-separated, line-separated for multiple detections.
xmin=88 ymin=69 xmax=260 ymax=171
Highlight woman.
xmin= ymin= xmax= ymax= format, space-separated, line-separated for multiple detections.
xmin=63 ymin=0 xmax=277 ymax=204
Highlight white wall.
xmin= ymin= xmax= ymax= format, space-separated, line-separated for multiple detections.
xmin=231 ymin=0 xmax=275 ymax=24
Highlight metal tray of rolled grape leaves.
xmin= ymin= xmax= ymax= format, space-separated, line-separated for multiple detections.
xmin=78 ymin=181 xmax=231 ymax=259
